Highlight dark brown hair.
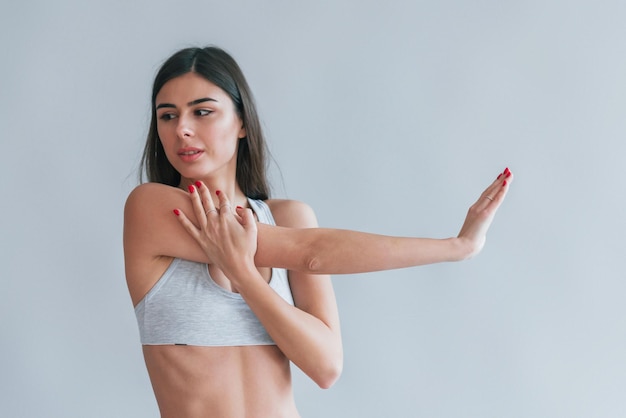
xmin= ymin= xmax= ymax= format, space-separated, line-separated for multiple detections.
xmin=140 ymin=46 xmax=270 ymax=200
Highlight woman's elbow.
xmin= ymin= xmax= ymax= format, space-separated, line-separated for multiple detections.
xmin=315 ymin=358 xmax=343 ymax=389
xmin=297 ymin=230 xmax=329 ymax=274
xmin=304 ymin=254 xmax=324 ymax=274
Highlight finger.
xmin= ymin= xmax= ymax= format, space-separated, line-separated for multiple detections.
xmin=187 ymin=184 xmax=208 ymax=226
xmin=216 ymin=190 xmax=233 ymax=215
xmin=481 ymin=169 xmax=514 ymax=209
xmin=173 ymin=208 xmax=201 ymax=241
xmin=238 ymin=207 xmax=257 ymax=233
xmin=492 ymin=172 xmax=513 ymax=205
xmin=234 ymin=205 xmax=245 ymax=225
xmin=483 ymin=168 xmax=512 ymax=197
xmin=194 ymin=180 xmax=217 ymax=216
xmin=480 ymin=184 xmax=501 ymax=205
xmin=484 ymin=169 xmax=507 ymax=194
xmin=475 ymin=180 xmax=500 ymax=208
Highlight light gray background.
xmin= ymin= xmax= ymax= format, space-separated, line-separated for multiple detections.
xmin=1 ymin=1 xmax=624 ymax=417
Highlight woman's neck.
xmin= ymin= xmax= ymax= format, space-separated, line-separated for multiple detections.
xmin=178 ymin=177 xmax=250 ymax=209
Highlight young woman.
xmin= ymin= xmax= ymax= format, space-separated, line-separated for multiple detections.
xmin=123 ymin=46 xmax=513 ymax=418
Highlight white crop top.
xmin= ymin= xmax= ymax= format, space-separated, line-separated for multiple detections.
xmin=134 ymin=198 xmax=294 ymax=346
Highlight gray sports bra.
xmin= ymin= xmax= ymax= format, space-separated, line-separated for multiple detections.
xmin=134 ymin=198 xmax=294 ymax=346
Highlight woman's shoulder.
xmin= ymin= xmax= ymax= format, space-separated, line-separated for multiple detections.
xmin=125 ymin=182 xmax=187 ymax=217
xmin=264 ymin=199 xmax=318 ymax=228
xmin=123 ymin=182 xmax=209 ymax=304
xmin=125 ymin=182 xmax=181 ymax=205
xmin=124 ymin=182 xmax=190 ymax=244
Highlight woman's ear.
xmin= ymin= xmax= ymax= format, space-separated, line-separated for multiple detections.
xmin=238 ymin=125 xmax=247 ymax=139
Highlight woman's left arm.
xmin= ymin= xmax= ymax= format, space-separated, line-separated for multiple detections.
xmin=174 ymin=185 xmax=342 ymax=388
xmin=254 ymin=199 xmax=343 ymax=389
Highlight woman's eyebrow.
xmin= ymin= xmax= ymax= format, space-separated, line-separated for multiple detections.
xmin=188 ymin=97 xmax=218 ymax=106
xmin=156 ymin=97 xmax=218 ymax=110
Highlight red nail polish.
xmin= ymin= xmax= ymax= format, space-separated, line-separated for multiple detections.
xmin=195 ymin=181 xmax=202 ymax=188
xmin=173 ymin=209 xmax=180 ymax=216
xmin=497 ymin=173 xmax=502 ymax=180
xmin=506 ymin=171 xmax=511 ymax=178
xmin=216 ymin=190 xmax=221 ymax=196
xmin=236 ymin=205 xmax=242 ymax=209
xmin=503 ymin=180 xmax=507 ymax=186
xmin=504 ymin=167 xmax=510 ymax=175
xmin=188 ymin=185 xmax=195 ymax=193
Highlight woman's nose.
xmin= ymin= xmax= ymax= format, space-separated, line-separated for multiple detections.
xmin=176 ymin=118 xmax=194 ymax=138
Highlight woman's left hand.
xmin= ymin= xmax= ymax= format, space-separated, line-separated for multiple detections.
xmin=456 ymin=168 xmax=513 ymax=259
xmin=173 ymin=182 xmax=258 ymax=280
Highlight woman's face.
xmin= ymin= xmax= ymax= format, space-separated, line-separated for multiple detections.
xmin=155 ymin=72 xmax=246 ymax=184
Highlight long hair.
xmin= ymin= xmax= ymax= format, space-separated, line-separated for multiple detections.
xmin=140 ymin=46 xmax=270 ymax=200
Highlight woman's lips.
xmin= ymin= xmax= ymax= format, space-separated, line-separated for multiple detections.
xmin=178 ymin=148 xmax=204 ymax=162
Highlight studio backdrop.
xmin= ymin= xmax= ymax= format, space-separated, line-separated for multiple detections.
xmin=1 ymin=1 xmax=624 ymax=417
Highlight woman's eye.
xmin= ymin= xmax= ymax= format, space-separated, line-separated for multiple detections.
xmin=196 ymin=109 xmax=212 ymax=116
xmin=159 ymin=113 xmax=176 ymax=121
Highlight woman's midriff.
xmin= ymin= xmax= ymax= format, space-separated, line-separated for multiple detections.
xmin=142 ymin=344 xmax=300 ymax=418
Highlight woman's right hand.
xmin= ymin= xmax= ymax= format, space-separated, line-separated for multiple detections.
xmin=456 ymin=168 xmax=514 ymax=259
xmin=173 ymin=182 xmax=259 ymax=281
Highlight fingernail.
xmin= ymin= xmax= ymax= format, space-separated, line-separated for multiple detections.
xmin=188 ymin=185 xmax=195 ymax=193
xmin=173 ymin=209 xmax=180 ymax=216
xmin=195 ymin=181 xmax=202 ymax=188
xmin=503 ymin=180 xmax=508 ymax=186
xmin=506 ymin=171 xmax=511 ymax=178
xmin=504 ymin=167 xmax=510 ymax=175
xmin=236 ymin=205 xmax=242 ymax=209
xmin=497 ymin=173 xmax=502 ymax=180
xmin=216 ymin=190 xmax=221 ymax=196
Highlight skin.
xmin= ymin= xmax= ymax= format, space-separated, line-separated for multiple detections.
xmin=123 ymin=72 xmax=513 ymax=418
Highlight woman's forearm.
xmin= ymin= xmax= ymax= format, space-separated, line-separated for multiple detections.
xmin=233 ymin=269 xmax=342 ymax=388
xmin=255 ymin=224 xmax=471 ymax=274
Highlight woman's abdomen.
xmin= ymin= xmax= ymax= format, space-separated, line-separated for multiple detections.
xmin=142 ymin=344 xmax=299 ymax=418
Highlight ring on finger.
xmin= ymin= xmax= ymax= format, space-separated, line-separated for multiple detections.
xmin=219 ymin=204 xmax=232 ymax=212
xmin=485 ymin=196 xmax=494 ymax=201
xmin=205 ymin=208 xmax=218 ymax=216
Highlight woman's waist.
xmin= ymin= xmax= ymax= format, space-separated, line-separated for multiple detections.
xmin=143 ymin=345 xmax=298 ymax=417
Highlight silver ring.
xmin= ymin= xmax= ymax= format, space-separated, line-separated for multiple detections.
xmin=205 ymin=209 xmax=218 ymax=216
xmin=485 ymin=196 xmax=494 ymax=201
xmin=219 ymin=204 xmax=232 ymax=211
